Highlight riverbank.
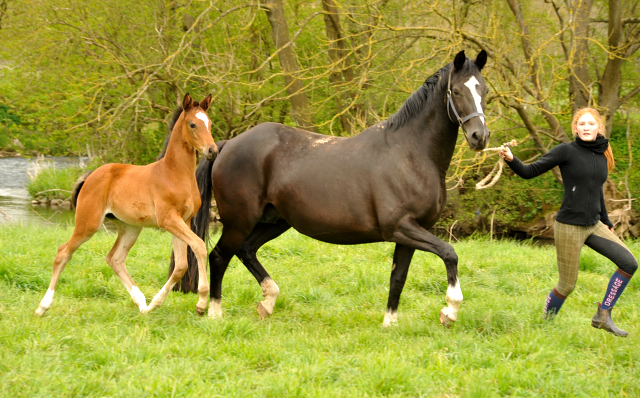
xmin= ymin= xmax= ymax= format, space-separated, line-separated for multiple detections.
xmin=0 ymin=156 xmax=86 ymax=225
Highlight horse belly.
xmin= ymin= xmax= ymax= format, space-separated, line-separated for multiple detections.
xmin=108 ymin=200 xmax=158 ymax=227
xmin=274 ymin=187 xmax=382 ymax=244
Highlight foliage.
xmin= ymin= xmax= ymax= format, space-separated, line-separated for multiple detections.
xmin=26 ymin=162 xmax=85 ymax=200
xmin=0 ymin=0 xmax=638 ymax=166
xmin=1 ymin=224 xmax=640 ymax=396
xmin=0 ymin=0 xmax=639 ymax=231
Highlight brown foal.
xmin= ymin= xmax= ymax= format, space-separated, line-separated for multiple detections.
xmin=35 ymin=93 xmax=217 ymax=317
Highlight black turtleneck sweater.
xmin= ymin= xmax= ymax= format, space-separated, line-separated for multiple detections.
xmin=505 ymin=136 xmax=613 ymax=229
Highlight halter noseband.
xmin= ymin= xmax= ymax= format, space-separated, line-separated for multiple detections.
xmin=446 ymin=68 xmax=485 ymax=134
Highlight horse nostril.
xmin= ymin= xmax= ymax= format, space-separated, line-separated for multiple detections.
xmin=471 ymin=132 xmax=479 ymax=143
xmin=207 ymin=146 xmax=218 ymax=160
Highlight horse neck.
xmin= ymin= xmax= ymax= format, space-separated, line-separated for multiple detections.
xmin=161 ymin=115 xmax=197 ymax=177
xmin=395 ymin=100 xmax=460 ymax=178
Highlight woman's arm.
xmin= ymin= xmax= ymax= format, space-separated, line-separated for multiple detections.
xmin=600 ymin=187 xmax=614 ymax=231
xmin=499 ymin=144 xmax=567 ymax=180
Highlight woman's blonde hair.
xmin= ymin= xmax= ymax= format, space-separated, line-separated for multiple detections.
xmin=572 ymin=107 xmax=614 ymax=172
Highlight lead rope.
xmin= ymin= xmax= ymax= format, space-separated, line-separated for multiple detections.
xmin=475 ymin=139 xmax=518 ymax=190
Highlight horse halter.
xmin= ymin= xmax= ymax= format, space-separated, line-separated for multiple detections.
xmin=446 ymin=68 xmax=486 ymax=134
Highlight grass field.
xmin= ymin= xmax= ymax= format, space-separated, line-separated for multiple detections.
xmin=0 ymin=223 xmax=639 ymax=397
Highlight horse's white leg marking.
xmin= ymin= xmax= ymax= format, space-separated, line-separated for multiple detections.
xmin=382 ymin=309 xmax=398 ymax=327
xmin=439 ymin=278 xmax=463 ymax=326
xmin=128 ymin=286 xmax=147 ymax=312
xmin=35 ymin=289 xmax=55 ymax=316
xmin=208 ymin=298 xmax=222 ymax=319
xmin=464 ymin=76 xmax=485 ymax=124
xmin=256 ymin=277 xmax=279 ymax=319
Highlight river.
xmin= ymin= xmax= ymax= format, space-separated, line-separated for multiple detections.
xmin=0 ymin=156 xmax=88 ymax=226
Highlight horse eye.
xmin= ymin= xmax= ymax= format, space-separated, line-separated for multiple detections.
xmin=189 ymin=122 xmax=196 ymax=129
xmin=453 ymin=89 xmax=461 ymax=96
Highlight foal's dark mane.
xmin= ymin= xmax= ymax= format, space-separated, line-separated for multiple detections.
xmin=156 ymin=105 xmax=184 ymax=161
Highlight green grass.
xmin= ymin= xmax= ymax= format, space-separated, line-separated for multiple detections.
xmin=1 ymin=224 xmax=639 ymax=397
xmin=27 ymin=165 xmax=84 ymax=201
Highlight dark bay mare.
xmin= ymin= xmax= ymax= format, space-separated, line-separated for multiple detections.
xmin=189 ymin=50 xmax=489 ymax=326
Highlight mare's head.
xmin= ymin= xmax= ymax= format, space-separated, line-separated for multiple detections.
xmin=181 ymin=93 xmax=217 ymax=161
xmin=447 ymin=50 xmax=490 ymax=151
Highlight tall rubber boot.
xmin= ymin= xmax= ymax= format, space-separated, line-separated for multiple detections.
xmin=591 ymin=303 xmax=628 ymax=337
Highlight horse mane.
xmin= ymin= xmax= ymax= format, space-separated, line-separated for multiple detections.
xmin=156 ymin=105 xmax=184 ymax=161
xmin=383 ymin=63 xmax=453 ymax=132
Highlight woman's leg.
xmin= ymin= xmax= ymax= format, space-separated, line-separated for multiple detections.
xmin=546 ymin=221 xmax=590 ymax=318
xmin=585 ymin=222 xmax=638 ymax=337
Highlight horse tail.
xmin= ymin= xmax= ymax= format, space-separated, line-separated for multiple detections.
xmin=169 ymin=140 xmax=227 ymax=293
xmin=156 ymin=105 xmax=183 ymax=161
xmin=71 ymin=171 xmax=93 ymax=209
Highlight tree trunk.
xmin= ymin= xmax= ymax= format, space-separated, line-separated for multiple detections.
xmin=569 ymin=0 xmax=594 ymax=113
xmin=322 ymin=0 xmax=354 ymax=134
xmin=598 ymin=0 xmax=625 ymax=137
xmin=265 ymin=0 xmax=316 ymax=132
xmin=506 ymin=0 xmax=571 ymax=144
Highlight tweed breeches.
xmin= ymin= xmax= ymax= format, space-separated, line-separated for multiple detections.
xmin=553 ymin=221 xmax=637 ymax=297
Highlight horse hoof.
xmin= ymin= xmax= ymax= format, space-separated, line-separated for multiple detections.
xmin=439 ymin=309 xmax=454 ymax=328
xmin=35 ymin=307 xmax=47 ymax=317
xmin=256 ymin=302 xmax=272 ymax=320
xmin=196 ymin=306 xmax=206 ymax=316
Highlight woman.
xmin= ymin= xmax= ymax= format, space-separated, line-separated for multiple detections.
xmin=498 ymin=108 xmax=637 ymax=337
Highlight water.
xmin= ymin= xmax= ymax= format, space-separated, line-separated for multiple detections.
xmin=0 ymin=156 xmax=88 ymax=226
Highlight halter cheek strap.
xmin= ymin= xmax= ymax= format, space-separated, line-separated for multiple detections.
xmin=446 ymin=68 xmax=485 ymax=134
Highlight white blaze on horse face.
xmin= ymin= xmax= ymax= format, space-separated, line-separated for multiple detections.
xmin=463 ymin=76 xmax=485 ymax=124
xmin=195 ymin=112 xmax=210 ymax=130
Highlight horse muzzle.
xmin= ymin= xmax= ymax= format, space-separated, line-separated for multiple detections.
xmin=466 ymin=125 xmax=491 ymax=152
xmin=204 ymin=144 xmax=218 ymax=161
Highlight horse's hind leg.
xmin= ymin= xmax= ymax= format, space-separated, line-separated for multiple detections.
xmin=235 ymin=220 xmax=291 ymax=319
xmin=207 ymin=228 xmax=249 ymax=319
xmin=383 ymin=244 xmax=416 ymax=327
xmin=35 ymin=217 xmax=101 ymax=316
xmin=105 ymin=222 xmax=145 ymax=311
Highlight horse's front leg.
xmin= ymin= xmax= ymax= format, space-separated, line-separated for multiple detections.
xmin=388 ymin=216 xmax=462 ymax=327
xmin=147 ymin=214 xmax=209 ymax=315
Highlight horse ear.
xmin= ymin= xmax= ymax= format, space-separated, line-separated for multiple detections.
xmin=453 ymin=50 xmax=466 ymax=71
xmin=475 ymin=50 xmax=487 ymax=71
xmin=200 ymin=94 xmax=212 ymax=112
xmin=182 ymin=93 xmax=193 ymax=111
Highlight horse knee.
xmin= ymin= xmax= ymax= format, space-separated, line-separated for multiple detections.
xmin=442 ymin=246 xmax=458 ymax=266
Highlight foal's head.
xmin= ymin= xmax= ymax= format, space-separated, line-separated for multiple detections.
xmin=447 ymin=50 xmax=490 ymax=151
xmin=181 ymin=93 xmax=217 ymax=161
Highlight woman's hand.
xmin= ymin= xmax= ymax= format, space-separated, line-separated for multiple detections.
xmin=498 ymin=146 xmax=513 ymax=162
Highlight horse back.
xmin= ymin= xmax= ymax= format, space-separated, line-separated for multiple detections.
xmin=212 ymin=122 xmax=444 ymax=243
